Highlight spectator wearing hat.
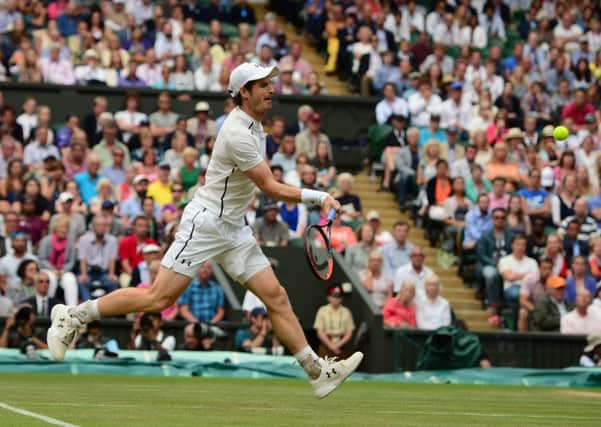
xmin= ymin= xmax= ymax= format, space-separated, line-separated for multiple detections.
xmin=580 ymin=332 xmax=601 ymax=367
xmin=314 ymin=284 xmax=355 ymax=358
xmin=252 ymin=200 xmax=289 ymax=247
xmin=532 ymin=276 xmax=572 ymax=332
xmin=118 ymin=215 xmax=158 ymax=278
xmin=294 ymin=112 xmax=332 ymax=161
xmin=235 ymin=307 xmax=282 ymax=355
xmin=120 ymin=174 xmax=160 ymax=227
xmin=178 ymin=261 xmax=225 ymax=323
xmin=92 ymin=120 xmax=130 ymax=169
xmin=74 ymin=49 xmax=107 ymax=86
xmin=375 ymin=82 xmax=409 ymax=125
xmin=408 ymin=80 xmax=443 ymax=128
xmin=49 ymin=192 xmax=86 ymax=244
xmin=129 ymin=243 xmax=161 ymax=288
xmin=74 ymin=153 xmax=103 ymax=205
xmin=146 ymin=162 xmax=173 ymax=207
xmin=186 ymin=101 xmax=216 ymax=149
xmin=149 ymin=92 xmax=178 ymax=146
xmin=440 ymin=81 xmax=470 ymax=131
xmin=382 ymin=280 xmax=416 ymax=328
xmin=561 ymin=288 xmax=601 ymax=335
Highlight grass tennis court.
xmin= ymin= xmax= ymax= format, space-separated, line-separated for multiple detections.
xmin=0 ymin=374 xmax=600 ymax=426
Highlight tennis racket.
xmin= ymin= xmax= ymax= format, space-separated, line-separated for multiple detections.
xmin=303 ymin=208 xmax=337 ymax=281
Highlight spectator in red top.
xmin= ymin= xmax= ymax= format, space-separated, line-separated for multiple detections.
xmin=382 ymin=280 xmax=416 ymax=328
xmin=118 ymin=215 xmax=157 ymax=277
xmin=562 ymin=89 xmax=595 ymax=129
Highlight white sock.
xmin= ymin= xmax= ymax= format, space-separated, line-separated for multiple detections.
xmin=295 ymin=346 xmax=322 ymax=379
xmin=294 ymin=346 xmax=320 ymax=363
xmin=71 ymin=300 xmax=100 ymax=324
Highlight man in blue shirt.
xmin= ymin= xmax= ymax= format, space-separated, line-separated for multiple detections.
xmin=74 ymin=153 xmax=103 ymax=205
xmin=382 ymin=220 xmax=414 ymax=277
xmin=120 ymin=174 xmax=161 ymax=227
xmin=178 ymin=261 xmax=225 ymax=323
xmin=463 ymin=194 xmax=492 ymax=250
xmin=418 ymin=114 xmax=447 ymax=147
xmin=518 ymin=169 xmax=550 ymax=220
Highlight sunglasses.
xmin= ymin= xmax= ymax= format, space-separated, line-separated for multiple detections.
xmin=493 ymin=216 xmax=506 ymax=220
xmin=36 ymin=279 xmax=50 ymax=283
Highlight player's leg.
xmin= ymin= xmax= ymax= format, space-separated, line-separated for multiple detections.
xmin=47 ymin=267 xmax=191 ymax=361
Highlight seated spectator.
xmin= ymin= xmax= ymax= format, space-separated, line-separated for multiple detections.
xmin=74 ymin=153 xmax=103 ymax=205
xmin=335 ymin=173 xmax=362 ymax=222
xmin=314 ymin=284 xmax=355 ymax=357
xmin=562 ymin=88 xmax=594 ymax=131
xmin=50 ymin=192 xmax=86 ymax=244
xmin=21 ymin=271 xmax=58 ymax=318
xmin=101 ymin=146 xmax=127 ymax=188
xmin=266 ymin=117 xmax=286 ymax=160
xmin=418 ymin=115 xmax=447 ymax=147
xmin=542 ymin=233 xmax=568 ymax=278
xmin=37 ymin=217 xmax=78 ymax=306
xmin=424 ymin=159 xmax=452 ymax=246
xmin=381 ymin=220 xmax=413 ymax=277
xmin=274 ymin=65 xmax=302 ymax=95
xmin=561 ymin=289 xmax=601 ymax=335
xmin=486 ymin=141 xmax=520 ymax=185
xmin=55 ymin=114 xmax=80 ymax=150
xmin=18 ymin=197 xmax=48 ymax=248
xmin=120 ymin=174 xmax=160 ymax=227
xmin=488 ymin=177 xmax=510 ymax=211
xmin=187 ymin=101 xmax=216 ymax=149
xmin=147 ymin=162 xmax=173 ymax=207
xmin=149 ymin=92 xmax=178 ymax=147
xmin=375 ymin=82 xmax=409 ymax=125
xmin=119 ymin=215 xmax=158 ymax=279
xmin=565 ymin=256 xmax=598 ymax=304
xmin=136 ymin=260 xmax=178 ymax=321
xmin=252 ymin=200 xmax=289 ymax=247
xmin=74 ymin=49 xmax=107 ymax=86
xmin=235 ymin=307 xmax=283 ymax=355
xmin=295 ymin=113 xmax=332 ymax=160
xmin=279 ymin=40 xmax=312 ymax=85
xmin=441 ymin=176 xmax=473 ymax=252
xmin=345 ymin=223 xmax=376 ymax=274
xmin=89 ymin=178 xmax=117 ymax=217
xmin=39 ymin=43 xmax=75 ymax=85
xmin=372 ymin=53 xmax=401 ymax=96
xmin=407 ymin=80 xmax=441 ymax=127
xmin=465 ymin=164 xmax=492 ymax=204
xmin=0 ymin=305 xmax=47 ymax=351
xmin=23 ymin=126 xmax=60 ymax=171
xmin=532 ymin=276 xmax=572 ymax=332
xmin=392 ymin=127 xmax=420 ymax=207
xmin=311 ymin=141 xmax=336 ymax=189
xmin=328 ymin=215 xmax=356 ymax=254
xmin=114 ymin=92 xmax=148 ymax=144
xmin=0 ymin=294 xmax=13 ymax=317
xmin=182 ymin=322 xmax=215 ymax=351
xmin=552 ymin=173 xmax=578 ymax=227
xmin=278 ymin=197 xmax=307 ymax=239
xmin=559 ymin=198 xmax=599 ymax=242
xmin=498 ymin=234 xmax=538 ymax=305
xmin=507 ymin=194 xmax=531 ymax=236
xmin=359 ymin=249 xmax=392 ymax=308
xmin=130 ymin=312 xmax=176 ymax=353
xmin=416 ymin=274 xmax=451 ymax=330
xmin=476 ymin=207 xmax=512 ymax=308
xmin=451 ymin=143 xmax=477 ymax=182
xmin=118 ymin=60 xmax=146 ymax=88
xmin=561 ymin=219 xmax=590 ymax=265
xmin=580 ymin=333 xmax=601 ymax=367
xmin=519 ymin=257 xmax=554 ymax=331
xmin=382 ymin=280 xmax=416 ymax=328
xmin=271 ymin=135 xmax=297 ymax=175
xmin=178 ymin=261 xmax=225 ymax=324
xmin=589 ymin=238 xmax=601 ymax=281
xmin=519 ymin=169 xmax=550 ymax=221
xmin=130 ymin=243 xmax=161 ymax=288
xmin=169 ymin=55 xmax=194 ymax=91
xmin=77 ymin=215 xmax=120 ymax=301
xmin=393 ymin=246 xmax=433 ymax=298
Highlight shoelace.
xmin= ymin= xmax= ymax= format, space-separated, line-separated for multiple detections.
xmin=322 ymin=356 xmax=339 ymax=365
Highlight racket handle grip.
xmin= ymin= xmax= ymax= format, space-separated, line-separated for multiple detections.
xmin=327 ymin=208 xmax=337 ymax=222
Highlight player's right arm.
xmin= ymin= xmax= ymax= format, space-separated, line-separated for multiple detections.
xmin=244 ymin=161 xmax=341 ymax=214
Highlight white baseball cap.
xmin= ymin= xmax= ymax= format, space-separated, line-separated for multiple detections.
xmin=228 ymin=63 xmax=279 ymax=97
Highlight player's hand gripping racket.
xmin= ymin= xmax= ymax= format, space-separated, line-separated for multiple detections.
xmin=304 ymin=208 xmax=337 ymax=281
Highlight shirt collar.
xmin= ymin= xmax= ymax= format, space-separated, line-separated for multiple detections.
xmin=236 ymin=107 xmax=261 ymax=130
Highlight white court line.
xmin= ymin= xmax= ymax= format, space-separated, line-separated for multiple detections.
xmin=0 ymin=402 xmax=80 ymax=427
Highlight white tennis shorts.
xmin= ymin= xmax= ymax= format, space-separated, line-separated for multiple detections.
xmin=161 ymin=201 xmax=270 ymax=284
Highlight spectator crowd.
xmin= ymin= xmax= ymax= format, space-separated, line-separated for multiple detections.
xmin=2 ymin=0 xmax=601 ymax=362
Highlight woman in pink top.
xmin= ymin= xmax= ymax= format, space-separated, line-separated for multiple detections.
xmin=382 ymin=281 xmax=416 ymax=328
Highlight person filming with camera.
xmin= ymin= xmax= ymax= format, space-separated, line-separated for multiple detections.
xmin=0 ymin=304 xmax=47 ymax=356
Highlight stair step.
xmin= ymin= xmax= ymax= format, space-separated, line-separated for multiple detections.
xmin=465 ymin=321 xmax=498 ymax=331
xmin=455 ymin=309 xmax=490 ymax=321
xmin=450 ymin=299 xmax=482 ymax=310
xmin=442 ymin=288 xmax=477 ymax=298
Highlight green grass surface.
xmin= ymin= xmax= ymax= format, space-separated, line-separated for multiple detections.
xmin=0 ymin=374 xmax=600 ymax=426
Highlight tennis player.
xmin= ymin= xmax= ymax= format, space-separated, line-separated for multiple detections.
xmin=47 ymin=63 xmax=363 ymax=399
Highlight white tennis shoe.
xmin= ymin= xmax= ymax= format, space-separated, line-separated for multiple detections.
xmin=46 ymin=304 xmax=82 ymax=361
xmin=310 ymin=352 xmax=364 ymax=399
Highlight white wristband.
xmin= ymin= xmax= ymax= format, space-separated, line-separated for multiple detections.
xmin=301 ymin=189 xmax=328 ymax=206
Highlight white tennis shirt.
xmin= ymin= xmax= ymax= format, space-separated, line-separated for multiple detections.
xmin=193 ymin=107 xmax=266 ymax=225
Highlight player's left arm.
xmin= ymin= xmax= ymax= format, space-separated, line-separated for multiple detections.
xmin=244 ymin=161 xmax=341 ymax=213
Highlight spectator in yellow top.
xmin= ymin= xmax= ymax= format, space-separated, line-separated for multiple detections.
xmin=146 ymin=162 xmax=173 ymax=207
xmin=314 ymin=284 xmax=355 ymax=358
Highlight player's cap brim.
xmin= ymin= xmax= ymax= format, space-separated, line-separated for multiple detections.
xmin=228 ymin=64 xmax=279 ymax=97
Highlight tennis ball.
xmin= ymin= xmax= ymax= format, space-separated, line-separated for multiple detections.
xmin=553 ymin=125 xmax=569 ymax=141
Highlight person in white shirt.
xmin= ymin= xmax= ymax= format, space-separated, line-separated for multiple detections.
xmin=137 ymin=49 xmax=162 ymax=86
xmin=479 ymin=3 xmax=505 ymax=40
xmin=16 ymin=97 xmax=37 ymax=142
xmin=553 ymin=11 xmax=583 ymax=53
xmin=458 ymin=14 xmax=487 ymax=49
xmin=74 ymin=49 xmax=107 ymax=85
xmin=416 ymin=274 xmax=451 ymax=330
xmin=482 ymin=59 xmax=504 ymax=101
xmin=408 ymin=80 xmax=443 ymax=128
xmin=128 ymin=0 xmax=153 ymax=25
xmin=23 ymin=126 xmax=60 ymax=170
xmin=255 ymin=18 xmax=279 ymax=55
xmin=561 ymin=288 xmax=601 ymax=334
xmin=425 ymin=0 xmax=446 ymax=36
xmin=433 ymin=12 xmax=460 ymax=46
xmin=384 ymin=9 xmax=410 ymax=44
xmin=402 ymin=0 xmax=425 ymax=34
xmin=375 ymin=83 xmax=409 ymax=125
xmin=47 ymin=62 xmax=362 ymax=399
xmin=440 ymin=82 xmax=471 ymax=130
xmin=498 ymin=234 xmax=539 ymax=304
xmin=154 ymin=22 xmax=183 ymax=63
xmin=114 ymin=93 xmax=148 ymax=144
xmin=394 ymin=246 xmax=433 ymax=298
xmin=194 ymin=52 xmax=222 ymax=91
